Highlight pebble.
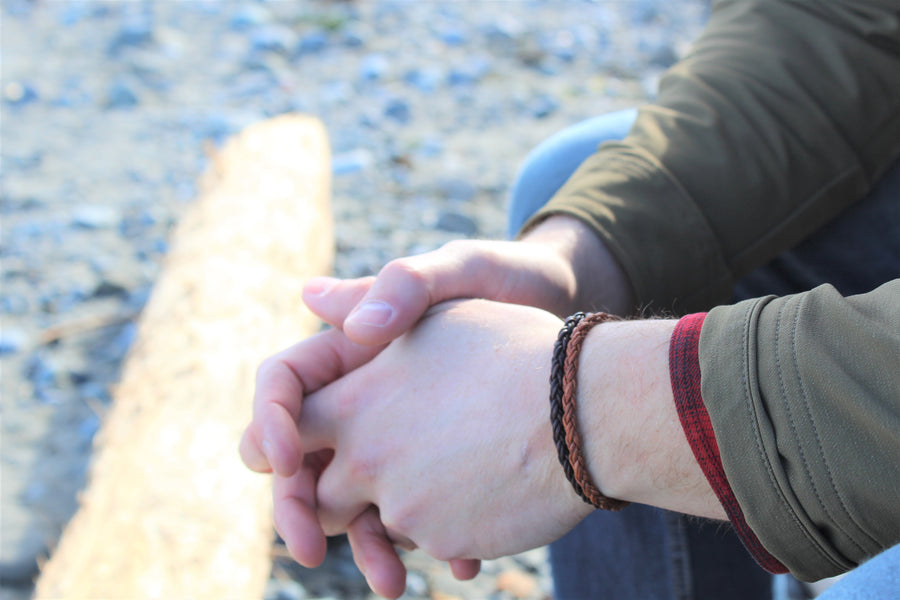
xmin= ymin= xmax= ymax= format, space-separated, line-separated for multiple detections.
xmin=529 ymin=93 xmax=560 ymax=119
xmin=0 ymin=294 xmax=30 ymax=316
xmin=118 ymin=210 xmax=158 ymax=238
xmin=6 ymin=152 xmax=43 ymax=171
xmin=0 ymin=329 xmax=28 ymax=356
xmin=332 ymin=149 xmax=373 ymax=176
xmin=263 ymin=579 xmax=307 ymax=600
xmin=249 ymin=24 xmax=297 ymax=55
xmin=482 ymin=15 xmax=526 ymax=46
xmin=38 ymin=287 xmax=88 ymax=316
xmin=105 ymin=80 xmax=140 ymax=109
xmin=25 ymin=353 xmax=57 ymax=391
xmin=296 ymin=31 xmax=329 ymax=56
xmin=228 ymin=5 xmax=270 ymax=31
xmin=435 ymin=178 xmax=477 ymax=202
xmin=3 ymin=81 xmax=39 ymax=106
xmin=435 ymin=211 xmax=478 ymax=236
xmin=383 ymin=97 xmax=412 ymax=124
xmin=107 ymin=19 xmax=154 ymax=56
xmin=108 ymin=322 xmax=138 ymax=357
xmin=405 ymin=571 xmax=428 ymax=597
xmin=57 ymin=2 xmax=90 ymax=27
xmin=72 ymin=205 xmax=118 ymax=229
xmin=358 ymin=53 xmax=390 ymax=81
xmin=404 ymin=67 xmax=443 ymax=94
xmin=495 ymin=569 xmax=539 ymax=599
xmin=436 ymin=25 xmax=466 ymax=47
xmin=340 ymin=30 xmax=366 ymax=48
xmin=76 ymin=414 xmax=101 ymax=443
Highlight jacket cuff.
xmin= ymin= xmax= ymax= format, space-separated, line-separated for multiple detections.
xmin=669 ymin=312 xmax=788 ymax=574
xmin=521 ymin=147 xmax=733 ymax=314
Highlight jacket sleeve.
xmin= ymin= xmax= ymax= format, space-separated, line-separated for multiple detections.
xmin=523 ymin=0 xmax=900 ymax=313
xmin=698 ymin=280 xmax=900 ymax=582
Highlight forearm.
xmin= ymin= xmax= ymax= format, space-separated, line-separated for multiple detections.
xmin=525 ymin=0 xmax=900 ymax=313
xmin=571 ymin=317 xmax=726 ymax=520
xmin=521 ymin=215 xmax=635 ymax=316
xmin=575 ymin=281 xmax=900 ymax=580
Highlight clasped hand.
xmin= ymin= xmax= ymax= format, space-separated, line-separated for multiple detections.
xmin=241 ymin=299 xmax=590 ymax=597
xmin=240 ymin=233 xmax=601 ymax=597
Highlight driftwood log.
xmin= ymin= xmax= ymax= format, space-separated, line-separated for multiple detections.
xmin=35 ymin=115 xmax=333 ymax=599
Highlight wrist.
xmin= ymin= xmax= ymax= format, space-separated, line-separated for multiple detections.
xmin=521 ymin=215 xmax=634 ymax=315
xmin=573 ymin=318 xmax=726 ymax=519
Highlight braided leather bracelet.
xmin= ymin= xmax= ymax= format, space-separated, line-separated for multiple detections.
xmin=550 ymin=312 xmax=590 ymax=504
xmin=550 ymin=312 xmax=630 ymax=511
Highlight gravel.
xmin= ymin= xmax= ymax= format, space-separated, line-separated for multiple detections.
xmin=0 ymin=1 xmax=707 ymax=598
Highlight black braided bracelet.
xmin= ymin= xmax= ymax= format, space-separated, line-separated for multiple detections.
xmin=550 ymin=312 xmax=591 ymax=505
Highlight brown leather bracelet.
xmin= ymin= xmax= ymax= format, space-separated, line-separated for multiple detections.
xmin=560 ymin=312 xmax=630 ymax=511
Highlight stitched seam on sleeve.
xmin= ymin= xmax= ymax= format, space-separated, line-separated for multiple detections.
xmin=740 ymin=300 xmax=845 ymax=571
xmin=789 ymin=297 xmax=880 ymax=551
xmin=775 ymin=301 xmax=868 ymax=556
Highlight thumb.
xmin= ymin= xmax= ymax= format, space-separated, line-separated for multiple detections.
xmin=303 ymin=276 xmax=374 ymax=328
xmin=342 ymin=243 xmax=490 ymax=346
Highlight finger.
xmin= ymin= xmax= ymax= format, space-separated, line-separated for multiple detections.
xmin=253 ymin=328 xmax=380 ymax=420
xmin=272 ymin=464 xmax=328 ymax=568
xmin=294 ymin=367 xmax=364 ymax=455
xmin=449 ymin=558 xmax=482 ymax=580
xmin=314 ymin=449 xmax=373 ymax=536
xmin=251 ymin=329 xmax=384 ymax=476
xmin=342 ymin=242 xmax=493 ymax=346
xmin=238 ymin=426 xmax=271 ymax=473
xmin=303 ymin=276 xmax=374 ymax=328
xmin=347 ymin=507 xmax=408 ymax=600
xmin=259 ymin=399 xmax=305 ymax=477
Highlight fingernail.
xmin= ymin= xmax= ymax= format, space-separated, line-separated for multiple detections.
xmin=347 ymin=300 xmax=394 ymax=327
xmin=305 ymin=276 xmax=339 ymax=297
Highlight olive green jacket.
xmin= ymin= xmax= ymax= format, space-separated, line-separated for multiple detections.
xmin=525 ymin=0 xmax=900 ymax=582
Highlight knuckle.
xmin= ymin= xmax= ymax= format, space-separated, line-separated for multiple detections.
xmin=333 ymin=390 xmax=358 ymax=420
xmin=379 ymin=502 xmax=417 ymax=541
xmin=315 ymin=470 xmax=341 ymax=507
xmin=254 ymin=355 xmax=278 ymax=381
xmin=316 ymin=478 xmax=349 ymax=534
xmin=345 ymin=450 xmax=379 ymax=486
xmin=440 ymin=238 xmax=473 ymax=256
xmin=380 ymin=257 xmax=429 ymax=288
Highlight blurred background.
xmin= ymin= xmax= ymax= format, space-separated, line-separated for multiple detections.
xmin=1 ymin=1 xmax=707 ymax=598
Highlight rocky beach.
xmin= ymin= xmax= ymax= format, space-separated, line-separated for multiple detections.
xmin=1 ymin=1 xmax=707 ymax=598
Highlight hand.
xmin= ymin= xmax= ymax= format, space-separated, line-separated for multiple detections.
xmin=303 ymin=215 xmax=633 ymax=347
xmin=239 ymin=327 xmax=385 ymax=565
xmin=242 ymin=215 xmax=633 ymax=596
xmin=239 ymin=308 xmax=480 ymax=597
xmin=298 ymin=300 xmax=593 ymax=562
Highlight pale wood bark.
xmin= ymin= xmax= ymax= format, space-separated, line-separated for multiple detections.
xmin=35 ymin=114 xmax=333 ymax=599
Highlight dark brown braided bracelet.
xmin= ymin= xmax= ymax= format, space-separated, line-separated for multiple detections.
xmin=551 ymin=312 xmax=630 ymax=511
xmin=549 ymin=312 xmax=590 ymax=504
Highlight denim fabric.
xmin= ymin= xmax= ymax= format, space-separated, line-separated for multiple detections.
xmin=506 ymin=108 xmax=638 ymax=239
xmin=506 ymin=110 xmax=900 ymax=599
xmin=816 ymin=545 xmax=900 ymax=600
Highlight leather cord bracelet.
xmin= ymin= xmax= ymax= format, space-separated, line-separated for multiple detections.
xmin=550 ymin=312 xmax=590 ymax=504
xmin=551 ymin=312 xmax=630 ymax=511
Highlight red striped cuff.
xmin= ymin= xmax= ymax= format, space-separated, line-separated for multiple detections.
xmin=669 ymin=312 xmax=787 ymax=574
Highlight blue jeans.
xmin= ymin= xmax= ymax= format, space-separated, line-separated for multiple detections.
xmin=508 ymin=110 xmax=900 ymax=599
